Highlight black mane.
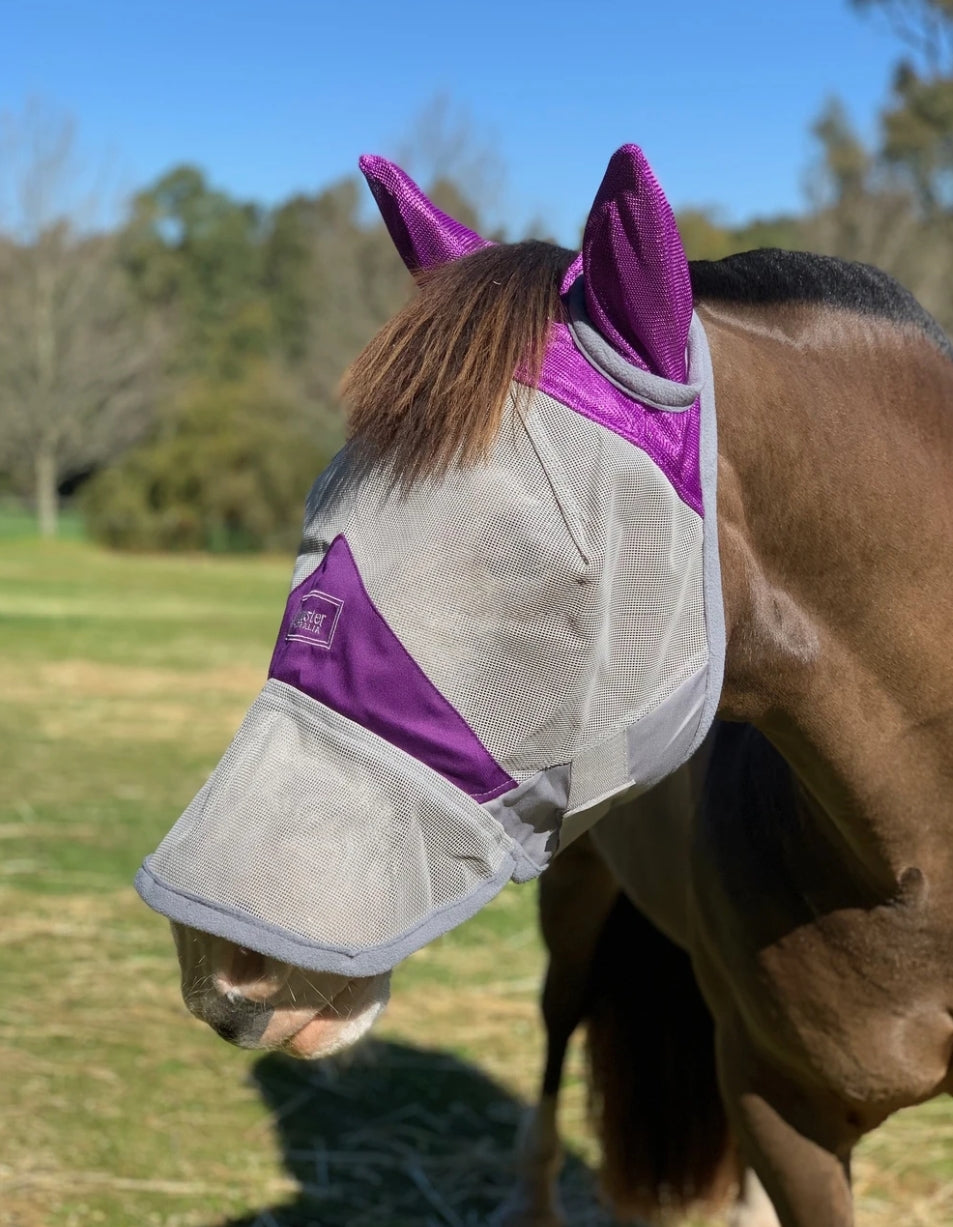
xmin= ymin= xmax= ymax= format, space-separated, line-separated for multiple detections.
xmin=689 ymin=248 xmax=953 ymax=359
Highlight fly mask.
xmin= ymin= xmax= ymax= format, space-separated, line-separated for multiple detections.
xmin=135 ymin=145 xmax=725 ymax=976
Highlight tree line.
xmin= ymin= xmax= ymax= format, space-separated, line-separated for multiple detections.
xmin=1 ymin=0 xmax=951 ymax=550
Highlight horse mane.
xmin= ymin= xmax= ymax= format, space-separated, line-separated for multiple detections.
xmin=689 ymin=248 xmax=953 ymax=361
xmin=340 ymin=241 xmax=576 ymax=484
xmin=341 ymin=241 xmax=953 ymax=487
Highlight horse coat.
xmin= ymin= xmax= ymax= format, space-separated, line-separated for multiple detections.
xmin=134 ymin=148 xmax=726 ymax=976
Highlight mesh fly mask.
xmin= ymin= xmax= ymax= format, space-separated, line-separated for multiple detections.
xmin=135 ymin=146 xmax=725 ymax=976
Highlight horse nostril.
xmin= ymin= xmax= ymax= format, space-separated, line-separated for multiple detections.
xmin=229 ymin=945 xmax=266 ymax=984
xmin=211 ymin=946 xmax=283 ymax=1003
xmin=210 ymin=1016 xmax=243 ymax=1043
xmin=199 ymin=994 xmax=274 ymax=1047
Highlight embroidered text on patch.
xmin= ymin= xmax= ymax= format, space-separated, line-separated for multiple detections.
xmin=286 ymin=591 xmax=343 ymax=649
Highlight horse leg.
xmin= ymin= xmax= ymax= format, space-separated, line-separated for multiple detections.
xmin=717 ymin=1020 xmax=856 ymax=1227
xmin=499 ymin=833 xmax=618 ymax=1227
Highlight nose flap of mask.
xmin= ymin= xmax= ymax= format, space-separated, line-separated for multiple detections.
xmin=135 ymin=677 xmax=522 ymax=977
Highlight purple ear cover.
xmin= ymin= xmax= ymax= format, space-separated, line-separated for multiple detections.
xmin=581 ymin=145 xmax=693 ymax=382
xmin=359 ymin=154 xmax=492 ymax=273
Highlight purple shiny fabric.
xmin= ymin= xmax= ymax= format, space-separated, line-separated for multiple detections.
xmin=531 ymin=314 xmax=702 ymax=516
xmin=559 ymin=253 xmax=582 ymax=295
xmin=582 ymin=145 xmax=693 ymax=383
xmin=269 ymin=534 xmax=516 ymax=803
xmin=359 ymin=155 xmax=492 ymax=273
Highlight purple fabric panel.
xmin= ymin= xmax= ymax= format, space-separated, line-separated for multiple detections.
xmin=528 ymin=320 xmax=702 ymax=517
xmin=559 ymin=253 xmax=582 ymax=295
xmin=359 ymin=154 xmax=492 ymax=273
xmin=582 ymin=145 xmax=692 ymax=383
xmin=268 ymin=535 xmax=515 ymax=803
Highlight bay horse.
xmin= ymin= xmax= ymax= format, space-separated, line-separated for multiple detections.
xmin=149 ymin=148 xmax=953 ymax=1227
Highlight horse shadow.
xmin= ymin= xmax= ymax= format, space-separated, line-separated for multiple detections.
xmin=221 ymin=1038 xmax=620 ymax=1227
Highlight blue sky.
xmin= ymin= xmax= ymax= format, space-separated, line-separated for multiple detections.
xmin=1 ymin=0 xmax=903 ymax=245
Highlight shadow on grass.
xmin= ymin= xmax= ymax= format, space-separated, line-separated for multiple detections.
xmin=222 ymin=1038 xmax=616 ymax=1227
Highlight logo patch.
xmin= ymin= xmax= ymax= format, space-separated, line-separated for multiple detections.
xmin=286 ymin=590 xmax=343 ymax=650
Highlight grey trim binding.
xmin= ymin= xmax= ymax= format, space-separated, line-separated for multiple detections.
xmin=562 ymin=293 xmax=726 ymax=781
xmin=688 ymin=310 xmax=726 ymax=761
xmin=135 ymin=850 xmax=519 ymax=978
xmin=566 ymin=278 xmax=702 ymax=410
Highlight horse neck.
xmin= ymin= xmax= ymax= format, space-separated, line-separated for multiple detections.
xmin=700 ymin=299 xmax=953 ymax=894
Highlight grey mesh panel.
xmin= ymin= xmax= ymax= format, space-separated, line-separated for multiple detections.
xmin=145 ymin=680 xmax=516 ymax=955
xmin=136 ymin=314 xmax=724 ymax=973
xmin=559 ymin=665 xmax=709 ymax=848
xmin=567 ymin=726 xmax=628 ymax=811
xmin=296 ymin=389 xmax=706 ymax=782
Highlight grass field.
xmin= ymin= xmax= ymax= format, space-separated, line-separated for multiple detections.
xmin=2 ymin=538 xmax=953 ymax=1227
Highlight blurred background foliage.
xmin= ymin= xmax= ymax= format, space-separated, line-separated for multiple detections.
xmin=3 ymin=0 xmax=953 ymax=551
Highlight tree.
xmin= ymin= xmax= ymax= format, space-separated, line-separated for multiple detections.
xmin=0 ymin=103 xmax=159 ymax=537
xmin=800 ymin=3 xmax=953 ymax=330
xmin=676 ymin=208 xmax=808 ymax=262
xmin=852 ymin=0 xmax=953 ymax=73
xmin=82 ymin=362 xmax=331 ymax=552
xmin=805 ymin=99 xmax=897 ymax=264
xmin=881 ymin=62 xmax=953 ymax=213
xmin=119 ymin=165 xmax=270 ymax=377
xmin=395 ymin=95 xmax=508 ymax=237
xmin=22 ymin=96 xmax=534 ymax=552
xmin=852 ymin=0 xmax=953 ymax=216
xmin=265 ymin=178 xmax=409 ymax=415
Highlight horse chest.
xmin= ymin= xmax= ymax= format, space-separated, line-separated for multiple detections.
xmin=699 ymin=866 xmax=953 ymax=1112
xmin=680 ymin=721 xmax=953 ymax=1113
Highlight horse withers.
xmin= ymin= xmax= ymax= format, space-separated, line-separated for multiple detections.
xmin=138 ymin=147 xmax=953 ymax=1227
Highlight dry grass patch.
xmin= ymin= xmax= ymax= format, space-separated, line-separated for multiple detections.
xmin=6 ymin=542 xmax=953 ymax=1226
xmin=3 ymin=659 xmax=264 ymax=700
xmin=0 ymin=658 xmax=263 ymax=745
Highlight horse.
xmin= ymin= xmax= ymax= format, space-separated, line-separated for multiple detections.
xmin=138 ymin=146 xmax=953 ymax=1227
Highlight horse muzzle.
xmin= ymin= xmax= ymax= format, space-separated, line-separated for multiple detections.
xmin=171 ymin=922 xmax=391 ymax=1059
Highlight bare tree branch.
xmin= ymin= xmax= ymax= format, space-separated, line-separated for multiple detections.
xmin=852 ymin=0 xmax=953 ymax=74
xmin=393 ymin=94 xmax=506 ymax=229
xmin=0 ymin=103 xmax=161 ymax=536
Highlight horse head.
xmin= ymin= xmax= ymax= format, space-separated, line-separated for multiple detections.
xmin=137 ymin=146 xmax=723 ymax=1058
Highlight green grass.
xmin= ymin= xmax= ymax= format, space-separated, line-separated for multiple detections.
xmin=0 ymin=539 xmax=605 ymax=1227
xmin=0 ymin=504 xmax=86 ymax=542
xmin=2 ymin=539 xmax=953 ymax=1227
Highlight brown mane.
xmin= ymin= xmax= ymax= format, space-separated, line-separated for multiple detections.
xmin=339 ymin=241 xmax=576 ymax=484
